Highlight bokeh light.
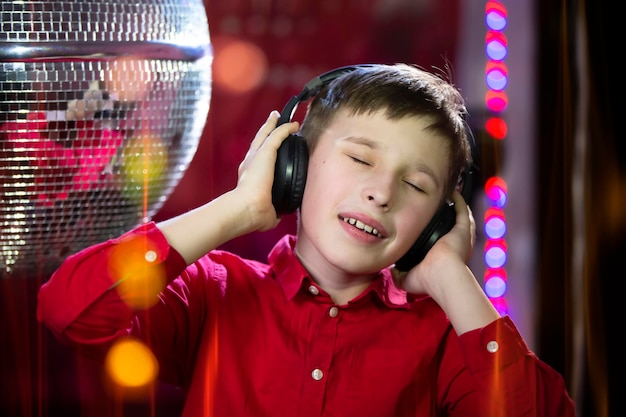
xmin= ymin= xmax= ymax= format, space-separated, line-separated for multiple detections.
xmin=485 ymin=116 xmax=508 ymax=140
xmin=120 ymin=134 xmax=170 ymax=207
xmin=485 ymin=31 xmax=508 ymax=61
xmin=484 ymin=239 xmax=508 ymax=269
xmin=486 ymin=89 xmax=508 ymax=112
xmin=104 ymin=57 xmax=151 ymax=102
xmin=485 ymin=61 xmax=508 ymax=91
xmin=484 ymin=268 xmax=507 ymax=298
xmin=484 ymin=207 xmax=506 ymax=239
xmin=484 ymin=176 xmax=508 ymax=208
xmin=105 ymin=337 xmax=158 ymax=389
xmin=485 ymin=1 xmax=508 ymax=31
xmin=107 ymin=236 xmax=167 ymax=309
xmin=213 ymin=36 xmax=269 ymax=93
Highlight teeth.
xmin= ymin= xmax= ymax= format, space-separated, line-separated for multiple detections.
xmin=342 ymin=217 xmax=381 ymax=237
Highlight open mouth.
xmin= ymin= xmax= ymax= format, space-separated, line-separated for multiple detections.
xmin=340 ymin=216 xmax=383 ymax=238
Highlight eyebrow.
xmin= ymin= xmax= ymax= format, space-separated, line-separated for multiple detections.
xmin=342 ymin=136 xmax=379 ymax=149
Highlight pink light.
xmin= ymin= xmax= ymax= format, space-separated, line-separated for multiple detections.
xmin=485 ymin=90 xmax=508 ymax=112
xmin=484 ymin=176 xmax=508 ymax=208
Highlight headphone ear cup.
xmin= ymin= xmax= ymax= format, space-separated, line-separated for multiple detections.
xmin=271 ymin=135 xmax=309 ymax=215
xmin=394 ymin=202 xmax=457 ymax=272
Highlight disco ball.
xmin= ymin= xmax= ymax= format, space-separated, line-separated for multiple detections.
xmin=0 ymin=0 xmax=212 ymax=275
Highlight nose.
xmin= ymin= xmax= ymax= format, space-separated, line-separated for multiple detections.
xmin=363 ymin=173 xmax=395 ymax=209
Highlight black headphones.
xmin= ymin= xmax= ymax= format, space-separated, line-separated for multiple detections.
xmin=271 ymin=65 xmax=477 ymax=271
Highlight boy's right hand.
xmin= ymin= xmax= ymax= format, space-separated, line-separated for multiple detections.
xmin=235 ymin=111 xmax=300 ymax=232
xmin=157 ymin=111 xmax=300 ymax=264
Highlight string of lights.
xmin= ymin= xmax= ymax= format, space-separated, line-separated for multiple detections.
xmin=483 ymin=1 xmax=509 ymax=314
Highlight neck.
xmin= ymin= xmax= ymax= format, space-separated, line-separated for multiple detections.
xmin=294 ymin=248 xmax=374 ymax=306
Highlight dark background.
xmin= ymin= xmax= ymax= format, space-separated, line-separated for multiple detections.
xmin=0 ymin=1 xmax=621 ymax=416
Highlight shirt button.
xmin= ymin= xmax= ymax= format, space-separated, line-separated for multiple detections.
xmin=486 ymin=340 xmax=499 ymax=353
xmin=329 ymin=306 xmax=339 ymax=318
xmin=311 ymin=368 xmax=324 ymax=381
xmin=308 ymin=285 xmax=319 ymax=295
xmin=144 ymin=250 xmax=157 ymax=263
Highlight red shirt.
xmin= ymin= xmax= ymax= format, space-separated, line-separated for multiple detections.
xmin=37 ymin=222 xmax=576 ymax=417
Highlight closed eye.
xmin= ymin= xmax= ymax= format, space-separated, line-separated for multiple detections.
xmin=349 ymin=155 xmax=371 ymax=166
xmin=404 ymin=181 xmax=426 ymax=193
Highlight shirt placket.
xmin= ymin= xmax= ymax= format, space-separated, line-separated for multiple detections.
xmin=299 ymin=284 xmax=341 ymax=417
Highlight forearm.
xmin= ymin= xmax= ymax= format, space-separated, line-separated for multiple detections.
xmin=156 ymin=189 xmax=269 ymax=265
xmin=429 ymin=263 xmax=500 ymax=335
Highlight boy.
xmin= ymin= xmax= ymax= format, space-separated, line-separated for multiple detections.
xmin=37 ymin=64 xmax=577 ymax=416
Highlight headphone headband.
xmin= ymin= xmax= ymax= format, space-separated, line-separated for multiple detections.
xmin=277 ymin=65 xmax=375 ymax=126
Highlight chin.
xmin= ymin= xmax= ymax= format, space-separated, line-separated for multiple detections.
xmin=338 ymin=258 xmax=388 ymax=276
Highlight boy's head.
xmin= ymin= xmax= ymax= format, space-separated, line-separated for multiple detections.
xmin=298 ymin=63 xmax=473 ymax=198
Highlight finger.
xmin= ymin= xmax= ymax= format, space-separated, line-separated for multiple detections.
xmin=261 ymin=118 xmax=300 ymax=152
xmin=451 ymin=191 xmax=469 ymax=220
xmin=248 ymin=111 xmax=280 ymax=152
xmin=450 ymin=191 xmax=474 ymax=239
xmin=467 ymin=205 xmax=476 ymax=247
xmin=450 ymin=191 xmax=476 ymax=258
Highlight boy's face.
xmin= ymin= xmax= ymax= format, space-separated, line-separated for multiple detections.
xmin=296 ymin=108 xmax=451 ymax=275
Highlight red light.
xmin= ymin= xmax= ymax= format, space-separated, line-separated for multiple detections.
xmin=485 ymin=267 xmax=507 ymax=281
xmin=484 ymin=207 xmax=505 ymax=221
xmin=485 ymin=60 xmax=508 ymax=75
xmin=485 ymin=176 xmax=507 ymax=191
xmin=485 ymin=30 xmax=508 ymax=47
xmin=485 ymin=0 xmax=507 ymax=15
xmin=485 ymin=117 xmax=507 ymax=139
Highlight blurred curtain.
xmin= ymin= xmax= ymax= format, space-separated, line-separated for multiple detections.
xmin=535 ymin=2 xmax=621 ymax=417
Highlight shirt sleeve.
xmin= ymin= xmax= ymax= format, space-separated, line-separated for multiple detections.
xmin=452 ymin=316 xmax=577 ymax=416
xmin=36 ymin=222 xmax=187 ymax=344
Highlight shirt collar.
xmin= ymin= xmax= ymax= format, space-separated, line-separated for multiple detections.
xmin=268 ymin=235 xmax=415 ymax=308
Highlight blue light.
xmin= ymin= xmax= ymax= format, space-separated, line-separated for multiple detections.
xmin=485 ymin=246 xmax=507 ymax=268
xmin=486 ymin=10 xmax=507 ymax=31
xmin=485 ymin=276 xmax=507 ymax=298
xmin=486 ymin=39 xmax=507 ymax=61
xmin=484 ymin=216 xmax=506 ymax=239
xmin=486 ymin=68 xmax=508 ymax=91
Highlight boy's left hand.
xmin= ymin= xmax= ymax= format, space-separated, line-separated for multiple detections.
xmin=392 ymin=191 xmax=476 ymax=299
xmin=393 ymin=191 xmax=502 ymax=334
